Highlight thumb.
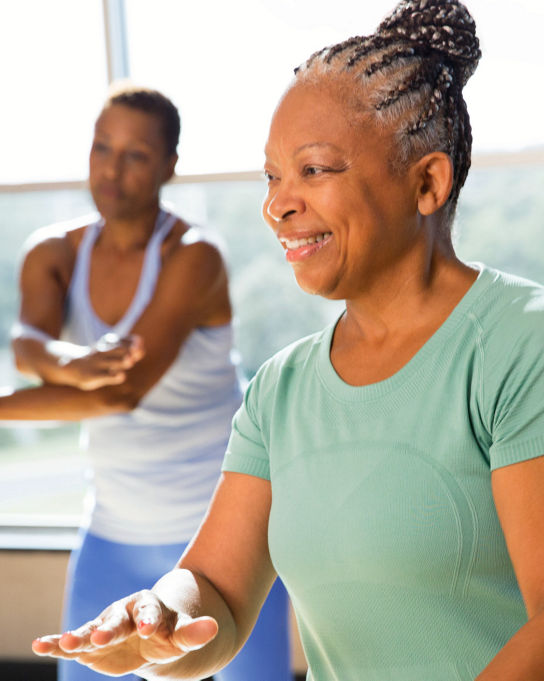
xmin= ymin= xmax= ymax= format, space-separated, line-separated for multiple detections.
xmin=174 ymin=616 xmax=218 ymax=652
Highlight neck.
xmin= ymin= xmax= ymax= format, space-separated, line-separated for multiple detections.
xmin=100 ymin=204 xmax=161 ymax=252
xmin=342 ymin=233 xmax=475 ymax=346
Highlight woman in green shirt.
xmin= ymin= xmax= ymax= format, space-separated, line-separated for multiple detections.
xmin=33 ymin=1 xmax=544 ymax=679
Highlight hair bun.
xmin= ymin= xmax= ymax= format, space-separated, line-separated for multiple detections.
xmin=378 ymin=0 xmax=481 ymax=86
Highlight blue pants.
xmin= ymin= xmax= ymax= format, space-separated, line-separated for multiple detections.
xmin=59 ymin=531 xmax=293 ymax=681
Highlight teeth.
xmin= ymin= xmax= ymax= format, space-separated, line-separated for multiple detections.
xmin=281 ymin=232 xmax=332 ymax=249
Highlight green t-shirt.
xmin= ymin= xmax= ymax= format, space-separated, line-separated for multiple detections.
xmin=223 ymin=264 xmax=544 ymax=681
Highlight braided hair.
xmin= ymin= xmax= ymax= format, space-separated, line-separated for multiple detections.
xmin=295 ymin=0 xmax=481 ymax=223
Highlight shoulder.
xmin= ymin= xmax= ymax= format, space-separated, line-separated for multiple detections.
xmin=20 ymin=213 xmax=98 ymax=274
xmin=468 ymin=268 xmax=544 ymax=466
xmin=161 ymin=219 xmax=227 ymax=280
xmin=469 ymin=265 xmax=544 ymax=347
xmin=468 ymin=266 xmax=544 ymax=421
xmin=248 ymin=326 xmax=330 ymax=401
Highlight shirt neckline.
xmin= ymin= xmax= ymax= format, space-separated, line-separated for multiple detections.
xmin=316 ymin=262 xmax=491 ymax=403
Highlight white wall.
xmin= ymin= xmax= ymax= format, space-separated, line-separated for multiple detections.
xmin=0 ymin=551 xmax=67 ymax=659
xmin=0 ymin=550 xmax=307 ymax=673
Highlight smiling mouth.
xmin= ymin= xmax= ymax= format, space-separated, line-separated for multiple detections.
xmin=279 ymin=232 xmax=332 ymax=250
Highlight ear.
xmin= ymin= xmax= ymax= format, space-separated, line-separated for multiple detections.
xmin=163 ymin=153 xmax=178 ymax=184
xmin=413 ymin=152 xmax=453 ymax=216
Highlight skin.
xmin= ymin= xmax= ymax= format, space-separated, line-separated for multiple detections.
xmin=32 ymin=82 xmax=544 ymax=680
xmin=5 ymin=103 xmax=232 ymax=419
xmin=263 ymin=79 xmax=478 ymax=385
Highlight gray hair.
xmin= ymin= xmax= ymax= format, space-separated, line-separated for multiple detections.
xmin=295 ymin=0 xmax=481 ymax=225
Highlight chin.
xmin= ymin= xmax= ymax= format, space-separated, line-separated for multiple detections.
xmin=293 ymin=272 xmax=344 ymax=300
xmin=94 ymin=201 xmax=132 ymax=222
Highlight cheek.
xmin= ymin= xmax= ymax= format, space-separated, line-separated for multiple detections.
xmin=130 ymin=168 xmax=159 ymax=190
xmin=88 ymin=155 xmax=100 ymax=176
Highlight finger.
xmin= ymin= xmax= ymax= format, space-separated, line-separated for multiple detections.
xmin=87 ymin=601 xmax=139 ymax=648
xmin=173 ymin=616 xmax=219 ymax=652
xmin=132 ymin=593 xmax=164 ymax=639
xmin=94 ymin=366 xmax=127 ymax=380
xmin=79 ymin=372 xmax=126 ymax=391
xmin=106 ymin=370 xmax=127 ymax=382
xmin=101 ymin=350 xmax=141 ymax=370
xmin=97 ymin=349 xmax=135 ymax=367
xmin=89 ymin=619 xmax=130 ymax=647
xmin=32 ymin=634 xmax=86 ymax=661
xmin=127 ymin=335 xmax=145 ymax=361
xmin=58 ymin=616 xmax=104 ymax=652
xmin=32 ymin=634 xmax=62 ymax=655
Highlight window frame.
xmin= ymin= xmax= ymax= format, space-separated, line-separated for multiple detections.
xmin=1 ymin=0 xmax=543 ymax=549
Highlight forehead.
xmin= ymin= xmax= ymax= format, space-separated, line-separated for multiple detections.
xmin=266 ymin=79 xmax=373 ymax=156
xmin=95 ymin=104 xmax=165 ymax=147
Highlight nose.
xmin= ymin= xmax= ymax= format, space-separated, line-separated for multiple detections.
xmin=264 ymin=181 xmax=304 ymax=224
xmin=266 ymin=203 xmax=293 ymax=223
xmin=103 ymin=151 xmax=123 ymax=179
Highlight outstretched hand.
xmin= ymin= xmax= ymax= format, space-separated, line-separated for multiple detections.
xmin=32 ymin=590 xmax=218 ymax=677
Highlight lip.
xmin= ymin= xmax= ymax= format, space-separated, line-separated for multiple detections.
xmin=279 ymin=231 xmax=333 ymax=263
xmin=97 ymin=183 xmax=123 ymax=199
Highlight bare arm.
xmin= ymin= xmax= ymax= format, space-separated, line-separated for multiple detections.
xmin=2 ymin=236 xmax=231 ymax=421
xmin=12 ymin=232 xmax=142 ymax=390
xmin=12 ymin=329 xmax=144 ymax=391
xmin=476 ymin=455 xmax=544 ymax=680
xmin=33 ymin=472 xmax=276 ymax=680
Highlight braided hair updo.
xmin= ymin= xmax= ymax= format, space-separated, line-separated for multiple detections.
xmin=295 ymin=0 xmax=481 ymax=223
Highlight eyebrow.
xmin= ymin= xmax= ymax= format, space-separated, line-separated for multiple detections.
xmin=93 ymin=129 xmax=155 ymax=148
xmin=294 ymin=142 xmax=343 ymax=154
xmin=264 ymin=141 xmax=344 ymax=160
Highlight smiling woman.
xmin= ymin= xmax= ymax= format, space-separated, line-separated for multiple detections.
xmin=263 ymin=85 xmax=443 ymax=301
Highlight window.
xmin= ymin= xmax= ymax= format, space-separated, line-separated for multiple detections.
xmin=0 ymin=0 xmax=107 ymax=183
xmin=1 ymin=0 xmax=543 ymax=536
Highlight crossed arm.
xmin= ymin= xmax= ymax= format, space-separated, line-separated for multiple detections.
xmin=2 ymin=230 xmax=231 ymax=421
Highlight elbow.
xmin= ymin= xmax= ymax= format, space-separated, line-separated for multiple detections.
xmin=11 ymin=339 xmax=24 ymax=370
xmin=12 ymin=343 xmax=35 ymax=378
xmin=13 ymin=353 xmax=28 ymax=374
xmin=98 ymin=384 xmax=145 ymax=414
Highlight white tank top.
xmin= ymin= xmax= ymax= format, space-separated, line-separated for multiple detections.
xmin=62 ymin=209 xmax=243 ymax=544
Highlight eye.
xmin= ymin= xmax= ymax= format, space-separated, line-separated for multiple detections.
xmin=126 ymin=150 xmax=148 ymax=162
xmin=303 ymin=165 xmax=326 ymax=177
xmin=303 ymin=163 xmax=346 ymax=178
xmin=91 ymin=141 xmax=109 ymax=154
xmin=263 ymin=170 xmax=278 ymax=182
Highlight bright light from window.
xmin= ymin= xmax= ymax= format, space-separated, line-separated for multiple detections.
xmin=126 ymin=0 xmax=544 ymax=175
xmin=0 ymin=0 xmax=108 ymax=184
xmin=1 ymin=0 xmax=543 ymax=183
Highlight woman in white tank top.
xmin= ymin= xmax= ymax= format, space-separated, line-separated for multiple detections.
xmin=3 ymin=84 xmax=293 ymax=681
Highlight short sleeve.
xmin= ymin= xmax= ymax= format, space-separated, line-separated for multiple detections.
xmin=222 ymin=377 xmax=271 ymax=480
xmin=486 ymin=294 xmax=544 ymax=470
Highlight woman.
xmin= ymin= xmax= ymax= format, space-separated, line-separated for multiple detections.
xmin=32 ymin=2 xmax=544 ymax=679
xmin=4 ymin=84 xmax=292 ymax=681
